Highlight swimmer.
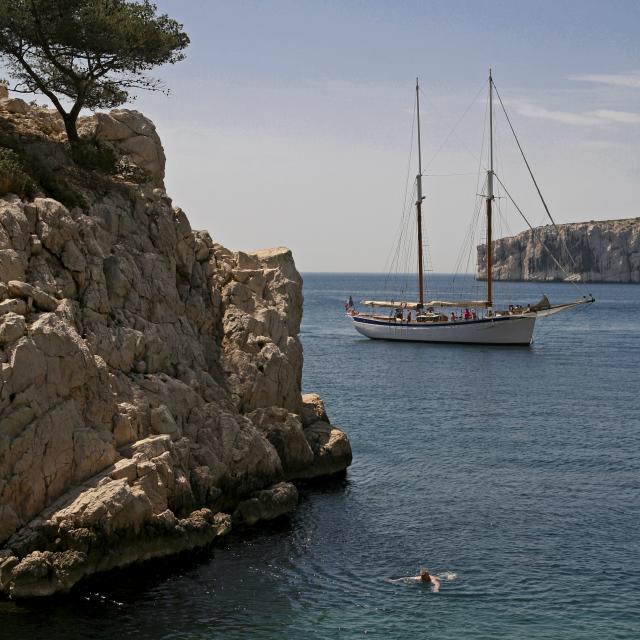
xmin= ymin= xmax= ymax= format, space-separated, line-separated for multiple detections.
xmin=418 ymin=568 xmax=441 ymax=592
xmin=387 ymin=568 xmax=454 ymax=591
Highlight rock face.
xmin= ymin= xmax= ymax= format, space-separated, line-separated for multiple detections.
xmin=477 ymin=218 xmax=640 ymax=283
xmin=0 ymin=96 xmax=352 ymax=597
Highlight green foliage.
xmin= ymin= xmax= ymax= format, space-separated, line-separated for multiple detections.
xmin=0 ymin=0 xmax=189 ymax=142
xmin=0 ymin=128 xmax=100 ymax=208
xmin=0 ymin=146 xmax=36 ymax=198
xmin=29 ymin=159 xmax=85 ymax=208
xmin=70 ymin=140 xmax=117 ymax=174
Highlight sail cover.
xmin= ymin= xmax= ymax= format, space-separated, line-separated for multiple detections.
xmin=361 ymin=299 xmax=491 ymax=309
xmin=427 ymin=299 xmax=490 ymax=308
xmin=361 ymin=300 xmax=422 ymax=309
xmin=531 ymin=295 xmax=551 ymax=311
xmin=534 ymin=298 xmax=593 ymax=317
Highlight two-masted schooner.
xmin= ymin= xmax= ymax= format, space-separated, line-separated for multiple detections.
xmin=348 ymin=71 xmax=594 ymax=345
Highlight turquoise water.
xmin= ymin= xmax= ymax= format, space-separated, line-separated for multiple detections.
xmin=2 ymin=274 xmax=639 ymax=639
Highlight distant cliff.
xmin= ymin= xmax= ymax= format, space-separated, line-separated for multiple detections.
xmin=477 ymin=218 xmax=640 ymax=283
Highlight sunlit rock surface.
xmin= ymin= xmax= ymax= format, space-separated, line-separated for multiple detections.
xmin=0 ymin=95 xmax=351 ymax=597
xmin=477 ymin=218 xmax=640 ymax=283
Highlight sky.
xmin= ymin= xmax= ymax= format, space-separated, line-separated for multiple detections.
xmin=6 ymin=1 xmax=640 ymax=272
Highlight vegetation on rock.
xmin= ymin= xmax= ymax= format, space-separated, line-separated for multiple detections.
xmin=0 ymin=147 xmax=36 ymax=198
xmin=0 ymin=0 xmax=189 ymax=144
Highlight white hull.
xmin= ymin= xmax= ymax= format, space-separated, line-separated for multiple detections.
xmin=351 ymin=314 xmax=536 ymax=345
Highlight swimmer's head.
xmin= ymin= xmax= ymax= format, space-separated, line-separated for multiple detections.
xmin=420 ymin=569 xmax=430 ymax=581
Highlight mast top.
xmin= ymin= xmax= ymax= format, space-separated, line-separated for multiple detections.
xmin=488 ymin=68 xmax=494 ymax=190
xmin=414 ymin=76 xmax=425 ymax=308
xmin=416 ymin=77 xmax=423 ymax=179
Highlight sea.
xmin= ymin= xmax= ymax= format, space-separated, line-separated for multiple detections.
xmin=2 ymin=273 xmax=639 ymax=640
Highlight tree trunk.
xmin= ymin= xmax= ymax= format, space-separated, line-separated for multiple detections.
xmin=62 ymin=114 xmax=80 ymax=145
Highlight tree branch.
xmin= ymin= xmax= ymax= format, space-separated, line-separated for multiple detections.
xmin=28 ymin=0 xmax=82 ymax=84
xmin=8 ymin=45 xmax=68 ymax=116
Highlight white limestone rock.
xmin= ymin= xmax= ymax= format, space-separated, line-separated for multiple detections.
xmin=79 ymin=109 xmax=166 ymax=187
xmin=477 ymin=218 xmax=640 ymax=283
xmin=0 ymin=107 xmax=351 ymax=598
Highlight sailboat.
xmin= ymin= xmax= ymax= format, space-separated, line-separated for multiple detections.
xmin=348 ymin=71 xmax=594 ymax=345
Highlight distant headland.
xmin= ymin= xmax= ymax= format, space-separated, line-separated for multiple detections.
xmin=477 ymin=218 xmax=640 ymax=283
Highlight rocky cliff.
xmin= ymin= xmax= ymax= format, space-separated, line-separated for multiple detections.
xmin=0 ymin=93 xmax=351 ymax=598
xmin=477 ymin=218 xmax=640 ymax=283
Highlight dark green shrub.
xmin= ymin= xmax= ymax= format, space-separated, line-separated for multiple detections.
xmin=70 ymin=140 xmax=117 ymax=174
xmin=0 ymin=146 xmax=36 ymax=197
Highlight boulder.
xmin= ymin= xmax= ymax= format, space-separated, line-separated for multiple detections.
xmin=8 ymin=280 xmax=58 ymax=311
xmin=0 ymin=249 xmax=26 ymax=283
xmin=300 ymin=421 xmax=353 ymax=479
xmin=80 ymin=109 xmax=166 ymax=187
xmin=1 ymin=98 xmax=29 ymax=115
xmin=246 ymin=406 xmax=314 ymax=477
xmin=0 ymin=312 xmax=26 ymax=345
xmin=233 ymin=482 xmax=298 ymax=525
xmin=301 ymin=393 xmax=330 ymax=426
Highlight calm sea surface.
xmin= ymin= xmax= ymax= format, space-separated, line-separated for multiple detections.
xmin=2 ymin=273 xmax=639 ymax=639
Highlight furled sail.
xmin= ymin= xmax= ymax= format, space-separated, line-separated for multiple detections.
xmin=361 ymin=300 xmax=422 ymax=310
xmin=426 ymin=300 xmax=490 ymax=309
xmin=531 ymin=295 xmax=551 ymax=311
xmin=362 ymin=299 xmax=491 ymax=309
xmin=533 ymin=297 xmax=594 ymax=317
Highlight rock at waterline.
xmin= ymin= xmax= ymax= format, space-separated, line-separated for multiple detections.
xmin=0 ymin=93 xmax=352 ymax=598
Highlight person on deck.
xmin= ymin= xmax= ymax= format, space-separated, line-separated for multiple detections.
xmin=450 ymin=312 xmax=456 ymax=322
xmin=406 ymin=311 xmax=412 ymax=323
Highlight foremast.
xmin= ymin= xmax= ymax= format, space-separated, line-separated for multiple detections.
xmin=486 ymin=69 xmax=494 ymax=309
xmin=415 ymin=78 xmax=425 ymax=308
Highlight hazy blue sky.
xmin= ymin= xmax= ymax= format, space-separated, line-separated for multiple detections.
xmin=11 ymin=1 xmax=640 ymax=271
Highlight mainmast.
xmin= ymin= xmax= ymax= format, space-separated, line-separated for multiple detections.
xmin=486 ymin=69 xmax=494 ymax=308
xmin=415 ymin=78 xmax=425 ymax=308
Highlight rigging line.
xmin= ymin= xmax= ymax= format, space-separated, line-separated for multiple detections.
xmin=473 ymin=91 xmax=489 ymax=217
xmin=422 ymin=80 xmax=486 ymax=172
xmin=454 ymin=192 xmax=482 ymax=280
xmin=491 ymin=80 xmax=579 ymax=269
xmin=383 ymin=97 xmax=417 ymax=289
xmin=493 ymin=172 xmax=582 ymax=292
xmin=388 ymin=181 xmax=417 ymax=299
xmin=494 ymin=192 xmax=519 ymax=302
xmin=452 ymin=200 xmax=481 ymax=285
xmin=535 ymin=294 xmax=592 ymax=342
xmin=453 ymin=94 xmax=488 ymax=288
xmin=384 ymin=177 xmax=415 ymax=293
